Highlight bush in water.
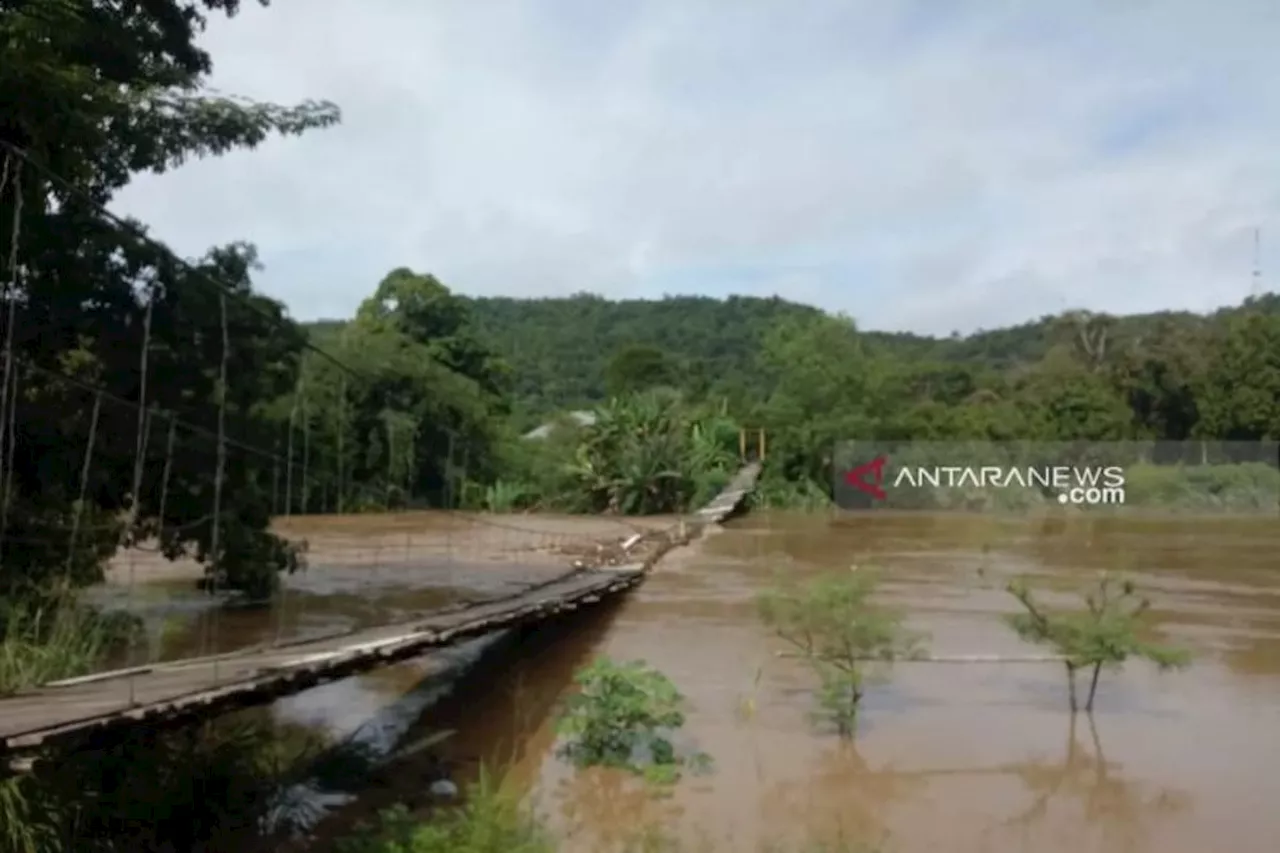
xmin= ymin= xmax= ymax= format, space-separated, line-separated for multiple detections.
xmin=554 ymin=657 xmax=711 ymax=786
xmin=1004 ymin=572 xmax=1191 ymax=712
xmin=758 ymin=569 xmax=926 ymax=738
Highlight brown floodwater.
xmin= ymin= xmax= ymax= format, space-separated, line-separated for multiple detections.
xmin=479 ymin=512 xmax=1280 ymax=853
xmin=91 ymin=510 xmax=667 ymax=663
xmin=140 ymin=510 xmax=1280 ymax=852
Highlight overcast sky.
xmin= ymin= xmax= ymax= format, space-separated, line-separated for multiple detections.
xmin=113 ymin=0 xmax=1280 ymax=335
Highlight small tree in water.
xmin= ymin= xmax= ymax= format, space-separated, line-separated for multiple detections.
xmin=1004 ymin=573 xmax=1191 ymax=713
xmin=758 ymin=569 xmax=926 ymax=738
xmin=555 ymin=657 xmax=710 ymax=785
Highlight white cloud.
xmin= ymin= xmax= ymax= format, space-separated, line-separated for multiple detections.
xmin=113 ymin=0 xmax=1280 ymax=335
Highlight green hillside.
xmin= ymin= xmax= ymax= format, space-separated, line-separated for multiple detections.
xmin=303 ymin=291 xmax=1280 ymax=425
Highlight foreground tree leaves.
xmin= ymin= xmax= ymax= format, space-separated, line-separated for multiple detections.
xmin=1 ymin=0 xmax=340 ymax=199
xmin=0 ymin=0 xmax=339 ymax=595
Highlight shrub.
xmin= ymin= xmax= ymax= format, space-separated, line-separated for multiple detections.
xmin=555 ymin=657 xmax=710 ymax=785
xmin=335 ymin=771 xmax=554 ymax=853
xmin=758 ymin=570 xmax=926 ymax=737
xmin=1004 ymin=572 xmax=1191 ymax=712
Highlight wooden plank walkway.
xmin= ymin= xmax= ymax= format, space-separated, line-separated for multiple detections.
xmin=0 ymin=462 xmax=761 ymax=764
xmin=0 ymin=565 xmax=645 ymax=762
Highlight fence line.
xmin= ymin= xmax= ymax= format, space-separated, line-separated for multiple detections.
xmin=774 ymin=652 xmax=1071 ymax=663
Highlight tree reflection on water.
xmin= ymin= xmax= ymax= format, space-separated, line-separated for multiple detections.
xmin=990 ymin=713 xmax=1190 ymax=853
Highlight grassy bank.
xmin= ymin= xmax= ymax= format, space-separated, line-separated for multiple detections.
xmin=0 ymin=598 xmax=121 ymax=696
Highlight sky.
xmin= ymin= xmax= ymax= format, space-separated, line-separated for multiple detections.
xmin=113 ymin=0 xmax=1280 ymax=336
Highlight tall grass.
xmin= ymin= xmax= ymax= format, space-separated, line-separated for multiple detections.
xmin=336 ymin=769 xmax=554 ymax=853
xmin=0 ymin=776 xmax=60 ymax=853
xmin=0 ymin=594 xmax=376 ymax=853
xmin=0 ymin=598 xmax=113 ymax=695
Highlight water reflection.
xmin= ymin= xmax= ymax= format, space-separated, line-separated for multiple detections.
xmin=554 ymin=767 xmax=686 ymax=850
xmin=236 ymin=510 xmax=1280 ymax=853
xmin=757 ymin=740 xmax=919 ymax=844
xmin=988 ymin=714 xmax=1191 ymax=853
xmin=297 ymin=601 xmax=621 ymax=843
xmin=535 ymin=512 xmax=1278 ymax=852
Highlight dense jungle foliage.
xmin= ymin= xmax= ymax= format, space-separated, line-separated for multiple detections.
xmin=1 ymin=0 xmax=1278 ymax=608
xmin=0 ymin=1 xmax=1278 ymax=851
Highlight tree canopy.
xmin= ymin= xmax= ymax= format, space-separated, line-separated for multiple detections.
xmin=3 ymin=0 xmax=1278 ymax=604
xmin=0 ymin=0 xmax=340 ymax=596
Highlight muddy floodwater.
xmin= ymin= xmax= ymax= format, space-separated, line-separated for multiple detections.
xmin=94 ymin=511 xmax=670 ymax=661
xmin=118 ymin=510 xmax=1280 ymax=852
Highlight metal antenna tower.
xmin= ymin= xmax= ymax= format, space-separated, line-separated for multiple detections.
xmin=1251 ymin=227 xmax=1263 ymax=299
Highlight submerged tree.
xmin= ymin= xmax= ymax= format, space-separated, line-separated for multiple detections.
xmin=1004 ymin=573 xmax=1191 ymax=713
xmin=759 ymin=569 xmax=926 ymax=738
xmin=555 ymin=657 xmax=709 ymax=785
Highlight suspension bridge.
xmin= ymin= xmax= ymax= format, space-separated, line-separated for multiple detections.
xmin=0 ymin=463 xmax=759 ymax=766
xmin=0 ymin=141 xmax=766 ymax=769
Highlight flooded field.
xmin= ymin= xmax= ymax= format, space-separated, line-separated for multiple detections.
xmin=493 ymin=512 xmax=1280 ymax=853
xmin=92 ymin=510 xmax=671 ymax=661
xmin=128 ymin=510 xmax=1280 ymax=852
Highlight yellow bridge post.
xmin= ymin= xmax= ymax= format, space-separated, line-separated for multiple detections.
xmin=738 ymin=428 xmax=766 ymax=462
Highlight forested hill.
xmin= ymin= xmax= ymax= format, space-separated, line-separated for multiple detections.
xmin=462 ymin=294 xmax=820 ymax=412
xmin=304 ymin=291 xmax=1280 ymax=422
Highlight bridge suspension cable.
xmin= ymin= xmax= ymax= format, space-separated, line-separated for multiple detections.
xmin=0 ymin=139 xmax=697 ymax=712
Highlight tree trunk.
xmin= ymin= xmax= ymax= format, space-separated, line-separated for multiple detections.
xmin=1065 ymin=662 xmax=1078 ymax=712
xmin=1085 ymin=662 xmax=1103 ymax=712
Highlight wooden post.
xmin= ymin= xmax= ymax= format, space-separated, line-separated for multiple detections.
xmin=740 ymin=428 xmax=766 ymax=462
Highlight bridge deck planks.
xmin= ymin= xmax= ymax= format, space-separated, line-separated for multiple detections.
xmin=0 ymin=564 xmax=644 ymax=757
xmin=0 ymin=461 xmax=761 ymax=762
